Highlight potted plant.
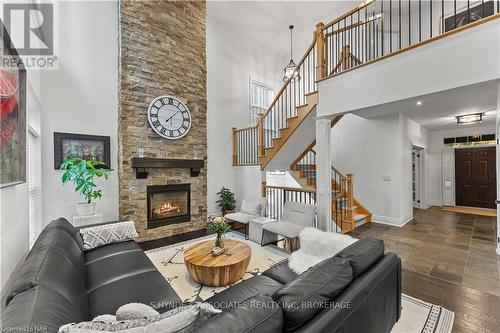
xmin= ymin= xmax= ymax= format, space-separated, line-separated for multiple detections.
xmin=60 ymin=157 xmax=111 ymax=216
xmin=216 ymin=187 xmax=236 ymax=215
xmin=207 ymin=216 xmax=231 ymax=255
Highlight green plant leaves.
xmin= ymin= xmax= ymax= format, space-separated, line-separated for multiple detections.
xmin=59 ymin=157 xmax=112 ymax=203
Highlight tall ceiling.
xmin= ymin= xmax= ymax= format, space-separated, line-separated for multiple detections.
xmin=207 ymin=1 xmax=356 ymax=84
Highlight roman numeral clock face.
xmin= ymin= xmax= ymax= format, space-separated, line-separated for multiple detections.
xmin=147 ymin=96 xmax=192 ymax=140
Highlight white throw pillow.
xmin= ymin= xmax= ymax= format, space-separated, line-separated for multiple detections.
xmin=79 ymin=221 xmax=138 ymax=251
xmin=288 ymin=227 xmax=358 ymax=274
xmin=116 ymin=303 xmax=159 ymax=321
xmin=92 ymin=315 xmax=116 ymax=323
xmin=58 ymin=303 xmax=221 ymax=333
xmin=240 ymin=200 xmax=261 ymax=215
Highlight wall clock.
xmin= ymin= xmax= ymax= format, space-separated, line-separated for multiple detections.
xmin=147 ymin=96 xmax=191 ymax=140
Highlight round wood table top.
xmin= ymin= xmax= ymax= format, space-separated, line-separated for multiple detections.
xmin=183 ymin=239 xmax=252 ymax=287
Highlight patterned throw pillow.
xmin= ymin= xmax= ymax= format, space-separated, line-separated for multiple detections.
xmin=58 ymin=303 xmax=221 ymax=333
xmin=79 ymin=221 xmax=139 ymax=251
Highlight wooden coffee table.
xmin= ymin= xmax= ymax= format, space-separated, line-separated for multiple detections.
xmin=183 ymin=239 xmax=251 ymax=287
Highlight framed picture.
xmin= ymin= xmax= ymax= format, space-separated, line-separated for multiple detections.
xmin=0 ymin=23 xmax=27 ymax=188
xmin=54 ymin=132 xmax=111 ymax=169
xmin=444 ymin=0 xmax=494 ymax=32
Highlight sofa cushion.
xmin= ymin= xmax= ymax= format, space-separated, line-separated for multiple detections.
xmin=272 ymin=257 xmax=353 ymax=331
xmin=30 ymin=227 xmax=86 ymax=277
xmin=240 ymin=199 xmax=261 ymax=215
xmin=84 ymin=240 xmax=142 ymax=264
xmin=262 ymin=221 xmax=304 ymax=238
xmin=86 ymin=250 xmax=157 ymax=293
xmin=206 ymin=275 xmax=283 ymax=309
xmin=336 ymin=237 xmax=384 ymax=278
xmin=224 ymin=212 xmax=256 ymax=224
xmin=87 ymin=270 xmax=181 ymax=318
xmin=262 ymin=259 xmax=298 ymax=285
xmin=194 ymin=295 xmax=283 ymax=333
xmin=4 ymin=246 xmax=89 ymax=317
xmin=45 ymin=217 xmax=84 ymax=251
xmin=1 ymin=285 xmax=87 ymax=333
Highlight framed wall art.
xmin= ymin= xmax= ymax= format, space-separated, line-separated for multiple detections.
xmin=54 ymin=132 xmax=111 ymax=169
xmin=0 ymin=23 xmax=27 ymax=188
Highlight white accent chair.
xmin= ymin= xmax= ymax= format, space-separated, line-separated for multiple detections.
xmin=224 ymin=198 xmax=267 ymax=239
xmin=261 ymin=201 xmax=316 ymax=252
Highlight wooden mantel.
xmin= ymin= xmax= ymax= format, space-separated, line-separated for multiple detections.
xmin=130 ymin=157 xmax=204 ymax=179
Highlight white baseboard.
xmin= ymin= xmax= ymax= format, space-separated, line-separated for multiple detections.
xmin=371 ymin=212 xmax=413 ymax=227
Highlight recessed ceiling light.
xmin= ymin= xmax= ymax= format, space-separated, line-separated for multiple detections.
xmin=456 ymin=113 xmax=482 ymax=125
xmin=416 ymin=101 xmax=422 ymax=106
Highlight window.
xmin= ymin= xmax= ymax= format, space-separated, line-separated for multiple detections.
xmin=249 ymin=79 xmax=273 ymax=125
xmin=28 ymin=128 xmax=41 ymax=248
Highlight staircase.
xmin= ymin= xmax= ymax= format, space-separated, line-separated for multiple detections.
xmin=290 ymin=138 xmax=372 ymax=233
xmin=231 ymin=0 xmax=500 ymax=232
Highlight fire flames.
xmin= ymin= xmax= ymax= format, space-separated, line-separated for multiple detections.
xmin=153 ymin=201 xmax=181 ymax=218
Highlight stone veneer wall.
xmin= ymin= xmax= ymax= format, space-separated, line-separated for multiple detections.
xmin=118 ymin=0 xmax=207 ymax=242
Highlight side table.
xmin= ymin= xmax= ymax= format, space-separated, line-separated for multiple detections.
xmin=249 ymin=216 xmax=277 ymax=245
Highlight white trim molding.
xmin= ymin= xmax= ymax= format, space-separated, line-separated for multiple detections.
xmin=371 ymin=212 xmax=413 ymax=227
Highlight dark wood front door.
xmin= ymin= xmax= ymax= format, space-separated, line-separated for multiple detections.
xmin=455 ymin=147 xmax=496 ymax=209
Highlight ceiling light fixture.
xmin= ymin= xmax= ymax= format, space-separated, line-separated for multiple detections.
xmin=456 ymin=113 xmax=482 ymax=125
xmin=416 ymin=101 xmax=422 ymax=106
xmin=283 ymin=25 xmax=300 ymax=82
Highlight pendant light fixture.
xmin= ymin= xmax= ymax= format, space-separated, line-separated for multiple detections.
xmin=283 ymin=25 xmax=299 ymax=81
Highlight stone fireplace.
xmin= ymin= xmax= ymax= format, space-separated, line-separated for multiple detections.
xmin=118 ymin=1 xmax=207 ymax=242
xmin=147 ymin=184 xmax=191 ymax=228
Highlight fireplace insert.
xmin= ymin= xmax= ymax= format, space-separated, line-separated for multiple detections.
xmin=147 ymin=184 xmax=190 ymax=228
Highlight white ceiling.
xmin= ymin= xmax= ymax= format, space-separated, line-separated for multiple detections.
xmin=353 ymin=80 xmax=499 ymax=131
xmin=207 ymin=1 xmax=356 ymax=83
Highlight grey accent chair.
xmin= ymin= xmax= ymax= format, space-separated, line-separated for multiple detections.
xmin=261 ymin=201 xmax=316 ymax=252
xmin=224 ymin=197 xmax=267 ymax=239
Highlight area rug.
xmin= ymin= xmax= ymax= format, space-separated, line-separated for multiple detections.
xmin=146 ymin=233 xmax=454 ymax=333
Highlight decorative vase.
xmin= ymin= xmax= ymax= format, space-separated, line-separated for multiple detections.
xmin=215 ymin=232 xmax=225 ymax=249
xmin=76 ymin=202 xmax=96 ymax=216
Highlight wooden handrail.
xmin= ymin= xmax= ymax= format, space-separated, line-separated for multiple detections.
xmin=265 ymin=185 xmax=317 ymax=194
xmin=258 ymin=36 xmax=317 ymax=122
xmin=290 ymin=140 xmax=317 ymax=170
xmin=323 ymin=0 xmax=374 ymax=30
xmin=233 ymin=125 xmax=258 ymax=133
xmin=331 ymin=165 xmax=347 ymax=179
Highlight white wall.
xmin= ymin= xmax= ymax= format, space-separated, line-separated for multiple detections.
xmin=330 ymin=112 xmax=431 ymax=226
xmin=40 ymin=1 xmax=119 ymax=224
xmin=426 ymin=124 xmax=496 ymax=206
xmin=206 ymin=1 xmax=355 ymax=214
xmin=232 ymin=166 xmax=262 ymax=211
xmin=318 ymin=18 xmax=500 ymax=117
xmin=1 ymin=70 xmax=42 ymax=291
xmin=331 ymin=113 xmax=406 ymax=225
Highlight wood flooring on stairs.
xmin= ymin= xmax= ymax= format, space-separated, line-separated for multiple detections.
xmin=349 ymin=206 xmax=500 ymax=333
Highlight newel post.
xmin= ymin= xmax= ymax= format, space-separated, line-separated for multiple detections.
xmin=258 ymin=113 xmax=265 ymax=158
xmin=315 ymin=22 xmax=326 ymax=80
xmin=232 ymin=127 xmax=238 ymax=166
xmin=346 ymin=174 xmax=354 ymax=210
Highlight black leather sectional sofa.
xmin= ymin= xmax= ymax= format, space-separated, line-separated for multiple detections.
xmin=1 ymin=218 xmax=401 ymax=333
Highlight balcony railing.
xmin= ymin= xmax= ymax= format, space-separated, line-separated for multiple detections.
xmin=322 ymin=0 xmax=500 ymax=77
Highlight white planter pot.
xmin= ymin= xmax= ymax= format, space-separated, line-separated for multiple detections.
xmin=76 ymin=202 xmax=96 ymax=216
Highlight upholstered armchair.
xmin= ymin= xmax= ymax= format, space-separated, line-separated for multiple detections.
xmin=224 ymin=198 xmax=267 ymax=239
xmin=261 ymin=201 xmax=316 ymax=252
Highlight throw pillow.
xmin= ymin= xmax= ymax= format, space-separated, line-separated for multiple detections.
xmin=79 ymin=221 xmax=138 ymax=251
xmin=58 ymin=303 xmax=221 ymax=333
xmin=288 ymin=227 xmax=358 ymax=274
xmin=93 ymin=315 xmax=116 ymax=322
xmin=116 ymin=303 xmax=159 ymax=321
xmin=240 ymin=200 xmax=261 ymax=215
